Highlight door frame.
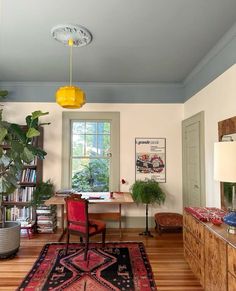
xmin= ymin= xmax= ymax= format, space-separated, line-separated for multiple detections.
xmin=182 ymin=111 xmax=206 ymax=207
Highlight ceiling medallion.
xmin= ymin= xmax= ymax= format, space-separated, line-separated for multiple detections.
xmin=51 ymin=24 xmax=92 ymax=47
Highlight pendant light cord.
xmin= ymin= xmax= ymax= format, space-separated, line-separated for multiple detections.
xmin=69 ymin=39 xmax=73 ymax=86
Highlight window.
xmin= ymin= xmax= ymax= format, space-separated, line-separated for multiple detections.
xmin=71 ymin=121 xmax=110 ymax=191
xmin=62 ymin=112 xmax=120 ymax=192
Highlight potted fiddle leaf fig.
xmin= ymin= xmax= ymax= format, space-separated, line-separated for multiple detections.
xmin=0 ymin=106 xmax=49 ymax=258
xmin=131 ymin=179 xmax=166 ymax=237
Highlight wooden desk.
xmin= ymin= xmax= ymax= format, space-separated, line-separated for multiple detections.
xmin=45 ymin=192 xmax=134 ymax=241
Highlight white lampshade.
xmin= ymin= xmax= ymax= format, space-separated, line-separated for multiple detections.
xmin=214 ymin=141 xmax=236 ymax=182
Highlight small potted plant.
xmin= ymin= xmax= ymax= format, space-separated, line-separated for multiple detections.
xmin=31 ymin=180 xmax=54 ymax=208
xmin=131 ymin=179 xmax=166 ymax=237
xmin=31 ymin=180 xmax=55 ymax=234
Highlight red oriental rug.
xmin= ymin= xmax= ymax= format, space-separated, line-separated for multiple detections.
xmin=18 ymin=242 xmax=157 ymax=291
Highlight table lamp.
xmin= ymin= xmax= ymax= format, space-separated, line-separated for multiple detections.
xmin=214 ymin=141 xmax=236 ymax=234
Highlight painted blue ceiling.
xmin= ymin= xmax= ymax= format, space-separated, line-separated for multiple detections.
xmin=0 ymin=0 xmax=236 ymax=102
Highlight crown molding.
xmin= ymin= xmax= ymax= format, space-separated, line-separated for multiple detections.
xmin=184 ymin=21 xmax=236 ymax=101
xmin=0 ymin=81 xmax=185 ymax=103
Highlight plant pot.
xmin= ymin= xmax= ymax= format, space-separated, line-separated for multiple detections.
xmin=0 ymin=221 xmax=20 ymax=259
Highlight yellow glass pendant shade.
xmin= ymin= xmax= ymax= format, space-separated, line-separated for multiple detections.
xmin=56 ymin=86 xmax=86 ymax=109
xmin=51 ymin=27 xmax=92 ymax=109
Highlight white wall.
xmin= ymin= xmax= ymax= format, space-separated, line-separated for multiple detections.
xmin=184 ymin=64 xmax=236 ymax=207
xmin=3 ymin=102 xmax=184 ymax=217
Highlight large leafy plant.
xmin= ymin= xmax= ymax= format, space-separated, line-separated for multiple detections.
xmin=0 ymin=108 xmax=49 ymax=227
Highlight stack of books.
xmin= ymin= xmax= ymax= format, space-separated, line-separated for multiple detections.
xmin=55 ymin=189 xmax=75 ymax=197
xmin=36 ymin=205 xmax=57 ymax=233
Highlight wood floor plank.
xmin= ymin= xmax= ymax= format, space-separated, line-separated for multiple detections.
xmin=0 ymin=228 xmax=204 ymax=290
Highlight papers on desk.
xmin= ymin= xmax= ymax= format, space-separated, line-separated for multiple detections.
xmin=54 ymin=191 xmax=124 ymax=200
xmin=82 ymin=192 xmax=109 ymax=200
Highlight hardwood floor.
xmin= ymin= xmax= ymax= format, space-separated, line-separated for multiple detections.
xmin=0 ymin=228 xmax=204 ymax=291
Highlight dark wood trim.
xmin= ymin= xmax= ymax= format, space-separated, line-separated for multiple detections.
xmin=218 ymin=116 xmax=236 ymax=141
xmin=218 ymin=116 xmax=236 ymax=209
xmin=3 ymin=202 xmax=30 ymax=206
xmin=19 ymin=182 xmax=36 ymax=187
xmin=23 ymin=165 xmax=37 ymax=169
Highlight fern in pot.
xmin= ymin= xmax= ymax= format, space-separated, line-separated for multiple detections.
xmin=131 ymin=179 xmax=166 ymax=237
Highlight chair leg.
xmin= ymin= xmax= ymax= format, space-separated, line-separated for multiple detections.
xmin=102 ymin=229 xmax=106 ymax=248
xmin=84 ymin=235 xmax=89 ymax=261
xmin=65 ymin=231 xmax=70 ymax=255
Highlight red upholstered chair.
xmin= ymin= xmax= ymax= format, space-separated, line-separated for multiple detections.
xmin=65 ymin=194 xmax=106 ymax=260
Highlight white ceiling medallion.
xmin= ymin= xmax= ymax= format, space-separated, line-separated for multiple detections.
xmin=51 ymin=24 xmax=92 ymax=47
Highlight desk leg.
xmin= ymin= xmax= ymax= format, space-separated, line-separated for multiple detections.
xmin=58 ymin=204 xmax=66 ymax=242
xmin=119 ymin=204 xmax=122 ymax=238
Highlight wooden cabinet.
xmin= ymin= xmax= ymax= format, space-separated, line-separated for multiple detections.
xmin=228 ymin=272 xmax=236 ymax=291
xmin=183 ymin=211 xmax=205 ymax=287
xmin=204 ymin=227 xmax=227 ymax=291
xmin=184 ymin=211 xmax=204 ymax=241
xmin=184 ymin=210 xmax=236 ymax=291
xmin=228 ymin=244 xmax=236 ymax=291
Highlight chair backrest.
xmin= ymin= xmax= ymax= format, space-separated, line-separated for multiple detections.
xmin=65 ymin=194 xmax=89 ymax=226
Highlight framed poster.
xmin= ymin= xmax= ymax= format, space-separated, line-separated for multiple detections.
xmin=135 ymin=138 xmax=166 ymax=182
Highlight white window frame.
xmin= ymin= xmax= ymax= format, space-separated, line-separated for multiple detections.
xmin=61 ymin=112 xmax=120 ymax=191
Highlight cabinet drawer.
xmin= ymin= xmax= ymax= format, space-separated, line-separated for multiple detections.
xmin=204 ymin=228 xmax=227 ymax=291
xmin=228 ymin=272 xmax=236 ymax=291
xmin=183 ymin=228 xmax=204 ymax=265
xmin=228 ymin=244 xmax=236 ymax=277
xmin=184 ymin=211 xmax=204 ymax=241
xmin=184 ymin=246 xmax=204 ymax=287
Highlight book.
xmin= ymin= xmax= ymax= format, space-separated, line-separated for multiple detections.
xmin=56 ymin=189 xmax=75 ymax=195
xmin=88 ymin=196 xmax=105 ymax=200
xmin=36 ymin=209 xmax=52 ymax=214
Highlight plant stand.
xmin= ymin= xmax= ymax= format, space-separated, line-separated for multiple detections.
xmin=139 ymin=204 xmax=153 ymax=237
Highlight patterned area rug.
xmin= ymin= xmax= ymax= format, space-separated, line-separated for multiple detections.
xmin=18 ymin=242 xmax=157 ymax=290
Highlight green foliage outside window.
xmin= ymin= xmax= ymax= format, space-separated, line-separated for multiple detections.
xmin=224 ymin=182 xmax=236 ymax=208
xmin=71 ymin=121 xmax=111 ymax=192
xmin=72 ymin=159 xmax=109 ymax=192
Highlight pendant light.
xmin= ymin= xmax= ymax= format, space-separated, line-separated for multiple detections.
xmin=51 ymin=24 xmax=92 ymax=109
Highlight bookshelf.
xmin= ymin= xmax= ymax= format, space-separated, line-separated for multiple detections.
xmin=3 ymin=127 xmax=43 ymax=229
